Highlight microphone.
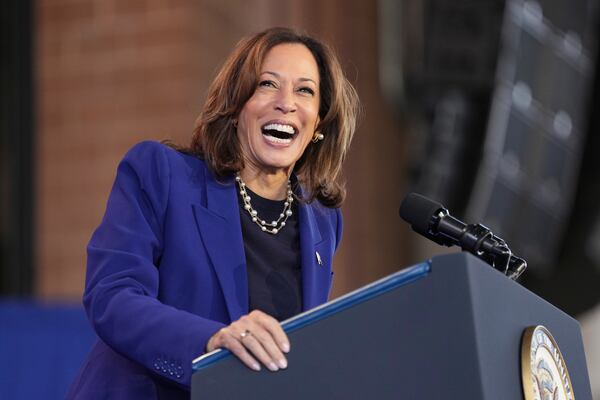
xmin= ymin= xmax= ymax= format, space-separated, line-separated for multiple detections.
xmin=399 ymin=192 xmax=527 ymax=280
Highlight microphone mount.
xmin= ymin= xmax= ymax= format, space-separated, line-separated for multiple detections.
xmin=400 ymin=193 xmax=527 ymax=280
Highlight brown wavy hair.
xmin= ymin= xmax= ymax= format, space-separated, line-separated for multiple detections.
xmin=188 ymin=27 xmax=359 ymax=207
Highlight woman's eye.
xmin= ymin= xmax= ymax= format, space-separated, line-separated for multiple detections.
xmin=259 ymin=80 xmax=276 ymax=88
xmin=298 ymin=87 xmax=315 ymax=95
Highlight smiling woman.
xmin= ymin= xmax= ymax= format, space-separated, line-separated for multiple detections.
xmin=194 ymin=27 xmax=358 ymax=207
xmin=236 ymin=43 xmax=321 ymax=199
xmin=67 ymin=27 xmax=359 ymax=399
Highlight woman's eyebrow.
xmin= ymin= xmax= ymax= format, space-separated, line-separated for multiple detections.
xmin=298 ymin=77 xmax=317 ymax=85
xmin=261 ymin=71 xmax=317 ymax=85
xmin=261 ymin=71 xmax=280 ymax=79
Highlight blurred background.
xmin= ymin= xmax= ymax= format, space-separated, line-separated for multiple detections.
xmin=1 ymin=0 xmax=599 ymax=398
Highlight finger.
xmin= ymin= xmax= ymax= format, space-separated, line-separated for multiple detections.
xmin=208 ymin=328 xmax=262 ymax=372
xmin=206 ymin=328 xmax=225 ymax=352
xmin=249 ymin=327 xmax=287 ymax=369
xmin=224 ymin=334 xmax=261 ymax=371
xmin=239 ymin=331 xmax=281 ymax=372
xmin=251 ymin=310 xmax=290 ymax=353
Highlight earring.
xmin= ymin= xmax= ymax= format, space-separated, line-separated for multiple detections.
xmin=232 ymin=119 xmax=238 ymax=128
xmin=312 ymin=131 xmax=324 ymax=143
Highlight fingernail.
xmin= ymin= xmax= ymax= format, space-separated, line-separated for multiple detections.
xmin=278 ymin=358 xmax=288 ymax=369
xmin=268 ymin=362 xmax=279 ymax=372
xmin=281 ymin=342 xmax=290 ymax=353
xmin=252 ymin=363 xmax=261 ymax=371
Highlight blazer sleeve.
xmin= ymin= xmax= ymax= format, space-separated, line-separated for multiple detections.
xmin=83 ymin=141 xmax=225 ymax=388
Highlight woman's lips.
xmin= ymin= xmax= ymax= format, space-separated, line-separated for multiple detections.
xmin=260 ymin=120 xmax=298 ymax=146
xmin=262 ymin=132 xmax=293 ymax=145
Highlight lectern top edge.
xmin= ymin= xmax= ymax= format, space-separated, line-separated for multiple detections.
xmin=191 ymin=261 xmax=431 ymax=372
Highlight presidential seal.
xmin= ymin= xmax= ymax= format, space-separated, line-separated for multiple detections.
xmin=521 ymin=325 xmax=575 ymax=400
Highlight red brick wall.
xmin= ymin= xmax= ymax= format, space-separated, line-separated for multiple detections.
xmin=35 ymin=0 xmax=410 ymax=299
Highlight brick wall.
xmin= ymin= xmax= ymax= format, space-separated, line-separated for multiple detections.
xmin=35 ymin=0 xmax=409 ymax=299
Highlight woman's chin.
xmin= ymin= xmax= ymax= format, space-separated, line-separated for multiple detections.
xmin=254 ymin=155 xmax=298 ymax=173
xmin=254 ymin=145 xmax=303 ymax=172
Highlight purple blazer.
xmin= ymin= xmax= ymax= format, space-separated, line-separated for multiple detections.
xmin=67 ymin=141 xmax=342 ymax=399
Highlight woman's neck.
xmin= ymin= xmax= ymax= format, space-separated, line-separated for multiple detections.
xmin=239 ymin=168 xmax=290 ymax=200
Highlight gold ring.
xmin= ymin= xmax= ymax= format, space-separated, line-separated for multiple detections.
xmin=240 ymin=329 xmax=251 ymax=339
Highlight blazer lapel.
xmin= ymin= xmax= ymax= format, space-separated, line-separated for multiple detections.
xmin=299 ymin=202 xmax=331 ymax=311
xmin=192 ymin=170 xmax=248 ymax=323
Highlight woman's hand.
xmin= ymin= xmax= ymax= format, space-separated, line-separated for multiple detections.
xmin=206 ymin=310 xmax=290 ymax=372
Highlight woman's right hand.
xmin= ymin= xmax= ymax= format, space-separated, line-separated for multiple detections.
xmin=206 ymin=310 xmax=290 ymax=372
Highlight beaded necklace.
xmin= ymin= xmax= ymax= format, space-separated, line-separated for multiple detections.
xmin=235 ymin=173 xmax=294 ymax=235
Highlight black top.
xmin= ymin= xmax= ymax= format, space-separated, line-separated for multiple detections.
xmin=237 ymin=185 xmax=303 ymax=321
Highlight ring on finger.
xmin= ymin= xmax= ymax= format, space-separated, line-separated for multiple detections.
xmin=240 ymin=329 xmax=252 ymax=340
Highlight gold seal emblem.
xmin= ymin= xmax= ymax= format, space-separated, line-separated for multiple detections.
xmin=521 ymin=325 xmax=575 ymax=400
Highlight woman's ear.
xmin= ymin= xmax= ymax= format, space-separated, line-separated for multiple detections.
xmin=314 ymin=115 xmax=321 ymax=131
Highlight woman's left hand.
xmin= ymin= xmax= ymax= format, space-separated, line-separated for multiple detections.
xmin=206 ymin=310 xmax=290 ymax=372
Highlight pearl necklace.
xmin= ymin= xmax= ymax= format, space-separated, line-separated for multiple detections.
xmin=235 ymin=173 xmax=294 ymax=235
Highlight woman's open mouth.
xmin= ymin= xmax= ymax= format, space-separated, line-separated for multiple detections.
xmin=261 ymin=122 xmax=297 ymax=145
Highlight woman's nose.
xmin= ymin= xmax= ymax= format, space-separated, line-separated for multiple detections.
xmin=274 ymin=87 xmax=296 ymax=113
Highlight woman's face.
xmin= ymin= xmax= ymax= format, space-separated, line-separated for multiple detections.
xmin=237 ymin=43 xmax=320 ymax=177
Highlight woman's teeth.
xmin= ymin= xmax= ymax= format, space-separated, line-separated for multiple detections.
xmin=263 ymin=134 xmax=292 ymax=144
xmin=263 ymin=123 xmax=295 ymax=134
xmin=261 ymin=123 xmax=296 ymax=144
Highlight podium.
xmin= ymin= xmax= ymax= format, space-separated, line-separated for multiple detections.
xmin=191 ymin=252 xmax=592 ymax=399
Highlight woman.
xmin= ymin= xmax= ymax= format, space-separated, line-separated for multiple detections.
xmin=67 ymin=27 xmax=358 ymax=399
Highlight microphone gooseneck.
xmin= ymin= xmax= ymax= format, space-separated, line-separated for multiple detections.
xmin=399 ymin=193 xmax=527 ymax=280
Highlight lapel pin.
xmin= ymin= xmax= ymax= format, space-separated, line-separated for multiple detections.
xmin=315 ymin=251 xmax=323 ymax=266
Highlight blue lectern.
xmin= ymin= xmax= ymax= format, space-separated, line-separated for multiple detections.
xmin=191 ymin=252 xmax=592 ymax=399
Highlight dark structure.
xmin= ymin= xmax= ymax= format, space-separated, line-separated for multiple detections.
xmin=0 ymin=0 xmax=35 ymax=295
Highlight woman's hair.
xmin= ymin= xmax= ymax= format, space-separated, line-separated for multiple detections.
xmin=189 ymin=27 xmax=359 ymax=207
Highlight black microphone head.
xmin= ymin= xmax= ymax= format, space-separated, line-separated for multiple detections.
xmin=399 ymin=192 xmax=446 ymax=235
